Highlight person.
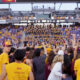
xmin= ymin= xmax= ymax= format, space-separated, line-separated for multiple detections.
xmin=74 ymin=55 xmax=80 ymax=80
xmin=48 ymin=55 xmax=66 ymax=80
xmin=9 ymin=47 xmax=16 ymax=63
xmin=33 ymin=43 xmax=47 ymax=80
xmin=0 ymin=49 xmax=34 ymax=80
xmin=25 ymin=47 xmax=31 ymax=57
xmin=74 ymin=41 xmax=80 ymax=80
xmin=69 ymin=34 xmax=78 ymax=80
xmin=24 ymin=47 xmax=31 ymax=64
xmin=45 ymin=51 xmax=55 ymax=80
xmin=67 ymin=47 xmax=73 ymax=62
xmin=0 ymin=48 xmax=3 ymax=55
xmin=40 ymin=47 xmax=44 ymax=56
xmin=58 ymin=46 xmax=64 ymax=55
xmin=62 ymin=55 xmax=73 ymax=80
xmin=0 ymin=40 xmax=12 ymax=79
xmin=25 ymin=47 xmax=34 ymax=68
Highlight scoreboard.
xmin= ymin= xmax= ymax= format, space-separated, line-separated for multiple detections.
xmin=0 ymin=0 xmax=16 ymax=2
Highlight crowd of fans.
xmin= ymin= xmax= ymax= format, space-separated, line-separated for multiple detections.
xmin=0 ymin=16 xmax=34 ymax=20
xmin=24 ymin=25 xmax=80 ymax=47
xmin=0 ymin=25 xmax=80 ymax=80
xmin=0 ymin=26 xmax=24 ymax=48
xmin=0 ymin=15 xmax=75 ymax=20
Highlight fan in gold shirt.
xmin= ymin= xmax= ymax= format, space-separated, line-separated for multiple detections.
xmin=0 ymin=49 xmax=34 ymax=80
xmin=0 ymin=40 xmax=12 ymax=79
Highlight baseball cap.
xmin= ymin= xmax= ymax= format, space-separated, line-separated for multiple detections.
xmin=3 ymin=40 xmax=12 ymax=47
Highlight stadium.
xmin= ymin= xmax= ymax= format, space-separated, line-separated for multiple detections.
xmin=0 ymin=0 xmax=80 ymax=80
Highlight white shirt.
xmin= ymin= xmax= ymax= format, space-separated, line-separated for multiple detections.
xmin=48 ymin=62 xmax=62 ymax=80
xmin=58 ymin=50 xmax=64 ymax=55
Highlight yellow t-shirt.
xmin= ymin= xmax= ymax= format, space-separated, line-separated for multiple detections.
xmin=37 ymin=46 xmax=42 ymax=48
xmin=74 ymin=59 xmax=80 ymax=80
xmin=0 ymin=53 xmax=9 ymax=75
xmin=6 ymin=62 xmax=31 ymax=80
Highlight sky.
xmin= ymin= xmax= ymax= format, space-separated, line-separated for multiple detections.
xmin=0 ymin=3 xmax=79 ymax=11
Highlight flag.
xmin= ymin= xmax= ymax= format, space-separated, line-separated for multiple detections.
xmin=2 ymin=0 xmax=16 ymax=2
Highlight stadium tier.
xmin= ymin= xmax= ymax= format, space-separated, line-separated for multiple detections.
xmin=0 ymin=1 xmax=80 ymax=80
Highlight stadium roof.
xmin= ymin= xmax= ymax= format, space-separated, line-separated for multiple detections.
xmin=0 ymin=0 xmax=80 ymax=3
xmin=16 ymin=0 xmax=80 ymax=2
